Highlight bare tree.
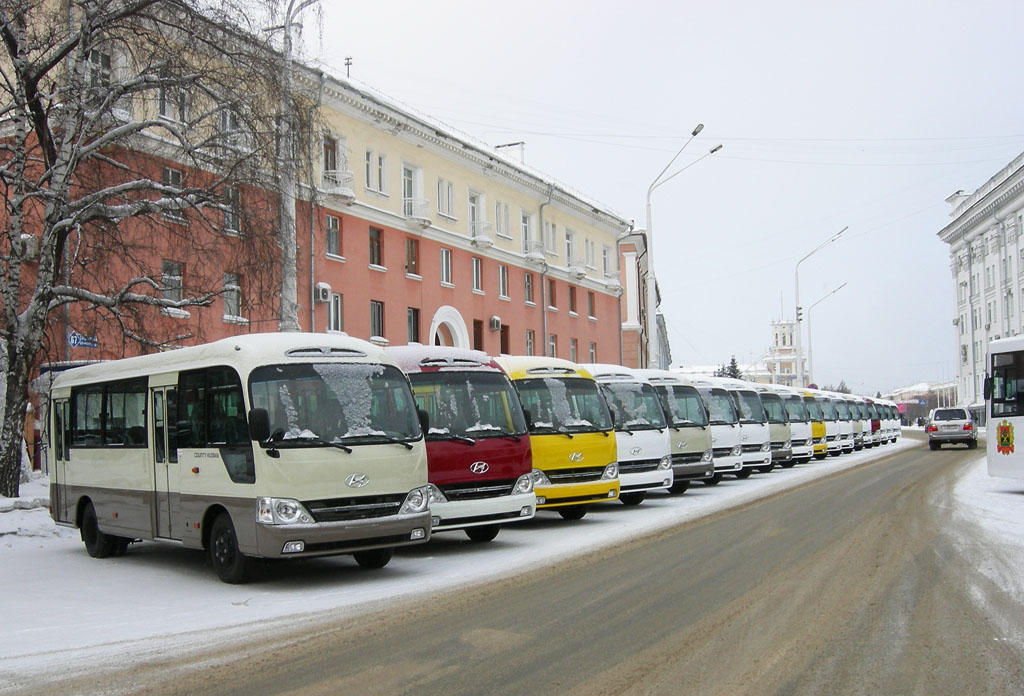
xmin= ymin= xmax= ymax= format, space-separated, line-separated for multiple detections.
xmin=0 ymin=0 xmax=291 ymax=497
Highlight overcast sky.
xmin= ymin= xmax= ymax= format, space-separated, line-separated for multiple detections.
xmin=296 ymin=0 xmax=1024 ymax=395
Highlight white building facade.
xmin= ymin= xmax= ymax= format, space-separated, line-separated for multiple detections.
xmin=938 ymin=152 xmax=1024 ymax=416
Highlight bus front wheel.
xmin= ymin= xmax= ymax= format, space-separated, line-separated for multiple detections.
xmin=81 ymin=501 xmax=117 ymax=558
xmin=465 ymin=525 xmax=500 ymax=543
xmin=558 ymin=505 xmax=587 ymax=521
xmin=210 ymin=513 xmax=250 ymax=584
xmin=353 ymin=547 xmax=393 ymax=569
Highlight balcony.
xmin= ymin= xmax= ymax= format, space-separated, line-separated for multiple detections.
xmin=403 ymin=198 xmax=431 ymax=229
xmin=321 ymin=169 xmax=356 ymax=205
xmin=470 ymin=220 xmax=494 ymax=248
xmin=524 ymin=240 xmax=546 ymax=264
xmin=568 ymin=257 xmax=587 ymax=280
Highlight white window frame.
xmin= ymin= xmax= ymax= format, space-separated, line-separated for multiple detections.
xmin=584 ymin=239 xmax=596 ymax=269
xmin=223 ymin=185 xmax=241 ymax=235
xmin=222 ymin=272 xmax=245 ymax=323
xmin=495 ymin=201 xmax=511 ymax=239
xmin=524 ymin=272 xmax=534 ymax=304
xmin=365 ymin=149 xmax=386 ymax=194
xmin=543 ymin=220 xmax=556 ymax=254
xmin=472 ymin=257 xmax=483 ymax=293
xmin=525 ymin=329 xmax=535 ymax=356
xmin=326 ymin=214 xmax=341 ymax=258
xmin=498 ymin=264 xmax=509 ymax=299
xmin=437 ymin=178 xmax=456 ymax=219
xmin=370 ymin=300 xmax=385 ymax=338
xmin=521 ymin=212 xmax=534 ymax=253
xmin=328 ymin=293 xmax=343 ymax=332
xmin=440 ymin=248 xmax=453 ymax=286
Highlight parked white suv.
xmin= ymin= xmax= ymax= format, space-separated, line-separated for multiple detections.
xmin=926 ymin=408 xmax=978 ymax=450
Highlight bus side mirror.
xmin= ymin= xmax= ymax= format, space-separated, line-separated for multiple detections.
xmin=983 ymin=377 xmax=992 ymax=400
xmin=248 ymin=408 xmax=270 ymax=442
xmin=522 ymin=408 xmax=533 ymax=430
xmin=417 ymin=408 xmax=430 ymax=435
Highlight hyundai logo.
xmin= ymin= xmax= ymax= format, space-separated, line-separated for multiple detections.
xmin=676 ymin=441 xmax=687 ymax=449
xmin=470 ymin=461 xmax=490 ymax=475
xmin=345 ymin=473 xmax=369 ymax=488
xmin=569 ymin=452 xmax=584 ymax=462
xmin=630 ymin=447 xmax=642 ymax=456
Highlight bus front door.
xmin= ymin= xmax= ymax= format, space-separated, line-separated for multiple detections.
xmin=52 ymin=399 xmax=70 ymax=523
xmin=151 ymin=388 xmax=181 ymax=540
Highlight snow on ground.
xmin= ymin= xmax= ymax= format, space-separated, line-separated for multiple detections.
xmin=0 ymin=438 xmax=923 ymax=688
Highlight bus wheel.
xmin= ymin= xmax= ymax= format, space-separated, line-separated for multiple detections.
xmin=558 ymin=506 xmax=587 ymax=521
xmin=735 ymin=469 xmax=752 ymax=479
xmin=81 ymin=501 xmax=116 ymax=558
xmin=465 ymin=525 xmax=500 ymax=543
xmin=703 ymin=474 xmax=722 ymax=486
xmin=619 ymin=492 xmax=646 ymax=506
xmin=111 ymin=537 xmax=131 ymax=556
xmin=210 ymin=513 xmax=250 ymax=584
xmin=756 ymin=465 xmax=774 ymax=474
xmin=353 ymin=547 xmax=393 ymax=569
xmin=669 ymin=481 xmax=690 ymax=494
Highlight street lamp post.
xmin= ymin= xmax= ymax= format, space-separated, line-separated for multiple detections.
xmin=794 ymin=226 xmax=847 ymax=386
xmin=806 ymin=282 xmax=847 ymax=385
xmin=645 ymin=125 xmax=721 ymax=369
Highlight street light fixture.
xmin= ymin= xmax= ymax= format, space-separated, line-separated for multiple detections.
xmin=794 ymin=226 xmax=847 ymax=386
xmin=806 ymin=281 xmax=847 ymax=385
xmin=644 ymin=125 xmax=721 ymax=369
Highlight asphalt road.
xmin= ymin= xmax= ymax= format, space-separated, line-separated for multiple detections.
xmin=45 ymin=433 xmax=1024 ymax=695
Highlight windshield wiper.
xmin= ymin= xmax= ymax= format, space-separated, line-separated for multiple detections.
xmin=285 ymin=435 xmax=353 ymax=453
xmin=344 ymin=433 xmax=415 ymax=450
xmin=442 ymin=434 xmax=477 ymax=445
xmin=556 ymin=426 xmax=574 ymax=439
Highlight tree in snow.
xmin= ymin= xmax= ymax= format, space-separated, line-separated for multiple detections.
xmin=714 ymin=356 xmax=743 ymax=379
xmin=0 ymin=0 xmax=304 ymax=497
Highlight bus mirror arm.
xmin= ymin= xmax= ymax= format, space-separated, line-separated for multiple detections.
xmin=417 ymin=408 xmax=430 ymax=436
xmin=983 ymin=376 xmax=992 ymax=401
xmin=522 ymin=409 xmax=533 ymax=430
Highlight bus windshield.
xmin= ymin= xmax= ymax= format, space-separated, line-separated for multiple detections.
xmin=703 ymin=388 xmax=738 ymax=425
xmin=760 ymin=393 xmax=789 ymax=424
xmin=249 ymin=363 xmax=420 ymax=446
xmin=599 ymin=381 xmax=668 ymax=431
xmin=517 ymin=377 xmax=612 ymax=434
xmin=658 ymin=385 xmax=708 ymax=427
xmin=737 ymin=391 xmax=767 ymax=424
xmin=836 ymin=400 xmax=852 ymax=420
xmin=806 ymin=397 xmax=824 ymax=421
xmin=409 ymin=371 xmax=527 ymax=439
xmin=820 ymin=398 xmax=839 ymax=421
xmin=784 ymin=395 xmax=809 ymax=422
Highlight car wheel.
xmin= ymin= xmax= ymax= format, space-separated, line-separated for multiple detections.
xmin=558 ymin=506 xmax=587 ymax=520
xmin=210 ymin=513 xmax=250 ymax=584
xmin=465 ymin=525 xmax=500 ymax=543
xmin=353 ymin=547 xmax=393 ymax=569
xmin=669 ymin=481 xmax=690 ymax=494
xmin=80 ymin=501 xmax=117 ymax=559
xmin=929 ymin=441 xmax=939 ymax=451
xmin=619 ymin=492 xmax=646 ymax=506
xmin=968 ymin=439 xmax=978 ymax=450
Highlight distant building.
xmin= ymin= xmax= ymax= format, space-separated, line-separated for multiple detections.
xmin=938 ymin=151 xmax=1024 ymax=417
xmin=765 ymin=319 xmax=802 ymax=387
xmin=618 ymin=231 xmax=672 ymax=369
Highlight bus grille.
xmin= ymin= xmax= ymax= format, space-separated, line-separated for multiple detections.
xmin=742 ymin=444 xmax=762 ymax=453
xmin=712 ymin=447 xmax=733 ymax=458
xmin=618 ymin=458 xmax=661 ymax=474
xmin=672 ymin=452 xmax=702 ymax=465
xmin=304 ymin=494 xmax=405 ymax=523
xmin=545 ymin=466 xmax=606 ymax=484
xmin=440 ymin=479 xmax=516 ymax=501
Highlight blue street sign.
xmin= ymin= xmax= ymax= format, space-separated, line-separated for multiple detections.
xmin=68 ymin=331 xmax=98 ymax=349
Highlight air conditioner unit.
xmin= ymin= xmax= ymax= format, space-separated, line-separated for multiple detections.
xmin=314 ymin=282 xmax=332 ymax=303
xmin=489 ymin=315 xmax=502 ymax=331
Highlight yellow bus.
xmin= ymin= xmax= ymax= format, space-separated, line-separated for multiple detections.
xmin=494 ymin=356 xmax=618 ymax=520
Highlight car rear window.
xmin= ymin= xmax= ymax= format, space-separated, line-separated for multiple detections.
xmin=933 ymin=409 xmax=967 ymax=421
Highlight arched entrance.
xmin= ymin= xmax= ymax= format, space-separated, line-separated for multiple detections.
xmin=428 ymin=306 xmax=470 ymax=349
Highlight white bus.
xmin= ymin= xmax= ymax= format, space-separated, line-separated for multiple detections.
xmin=48 ymin=333 xmax=432 ymax=583
xmin=986 ymin=335 xmax=1024 ymax=479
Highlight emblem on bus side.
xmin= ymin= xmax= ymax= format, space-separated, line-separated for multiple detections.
xmin=569 ymin=452 xmax=584 ymax=462
xmin=997 ymin=420 xmax=1015 ymax=455
xmin=345 ymin=473 xmax=370 ymax=488
xmin=470 ymin=461 xmax=489 ymax=474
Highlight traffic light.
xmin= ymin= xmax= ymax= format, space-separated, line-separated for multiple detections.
xmin=796 ymin=306 xmax=803 ymax=322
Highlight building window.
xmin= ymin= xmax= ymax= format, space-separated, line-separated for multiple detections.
xmin=370 ymin=300 xmax=385 ymax=338
xmin=161 ymin=260 xmax=183 ymax=302
xmin=407 ymin=307 xmax=420 ymax=343
xmin=495 ymin=201 xmax=511 ymax=238
xmin=524 ymin=272 xmax=534 ymax=303
xmin=162 ymin=167 xmax=184 ymax=220
xmin=87 ymin=49 xmax=112 ymax=89
xmin=472 ymin=257 xmax=483 ymax=292
xmin=568 ymin=286 xmax=577 ymax=314
xmin=219 ymin=103 xmax=243 ymax=151
xmin=565 ymin=229 xmax=576 ymax=262
xmin=498 ymin=264 xmax=509 ymax=298
xmin=589 ymin=342 xmax=597 ymax=362
xmin=468 ymin=191 xmax=485 ymax=239
xmin=547 ymin=333 xmax=557 ymax=357
xmin=323 ymin=136 xmax=337 ymax=175
xmin=401 ymin=164 xmax=423 ymax=218
xmin=570 ymin=338 xmax=578 ymax=362
xmin=525 ymin=330 xmax=535 ymax=356
xmin=602 ymin=245 xmax=612 ymax=275
xmin=405 ymin=237 xmax=419 ymax=275
xmin=223 ymin=272 xmax=242 ymax=319
xmin=521 ymin=212 xmax=533 ymax=253
xmin=223 ymin=185 xmax=241 ymax=235
xmin=440 ymin=248 xmax=453 ymax=285
xmin=585 ymin=239 xmax=596 ymax=268
xmin=365 ymin=150 xmax=386 ymax=193
xmin=437 ymin=178 xmax=455 ymax=218
xmin=587 ymin=291 xmax=596 ymax=318
xmin=326 ymin=215 xmax=341 ymax=257
xmin=369 ymin=227 xmax=383 ymax=267
xmin=328 ymin=293 xmax=343 ymax=332
xmin=159 ymin=85 xmax=187 ymax=123
xmin=547 ymin=279 xmax=556 ymax=309
xmin=473 ymin=319 xmax=484 ymax=350
xmin=543 ymin=221 xmax=556 ymax=254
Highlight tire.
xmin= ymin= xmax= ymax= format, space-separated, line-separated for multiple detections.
xmin=756 ymin=465 xmax=774 ymax=474
xmin=814 ymin=453 xmax=828 ymax=460
xmin=735 ymin=469 xmax=752 ymax=479
xmin=209 ymin=513 xmax=250 ymax=584
xmin=703 ymin=473 xmax=723 ymax=486
xmin=112 ymin=537 xmax=131 ymax=557
xmin=929 ymin=441 xmax=939 ymax=451
xmin=829 ymin=450 xmax=840 ymax=457
xmin=669 ymin=480 xmax=691 ymax=494
xmin=558 ymin=505 xmax=587 ymax=520
xmin=465 ymin=525 xmax=500 ymax=543
xmin=968 ymin=439 xmax=978 ymax=450
xmin=619 ymin=492 xmax=646 ymax=506
xmin=80 ymin=501 xmax=117 ymax=559
xmin=353 ymin=547 xmax=393 ymax=569
xmin=781 ymin=460 xmax=797 ymax=469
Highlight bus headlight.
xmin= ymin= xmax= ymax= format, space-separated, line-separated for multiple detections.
xmin=531 ymin=469 xmax=552 ymax=487
xmin=700 ymin=449 xmax=713 ymax=463
xmin=731 ymin=445 xmax=742 ymax=457
xmin=514 ymin=473 xmax=534 ymax=494
xmin=784 ymin=440 xmax=792 ymax=450
xmin=400 ymin=486 xmax=430 ymax=515
xmin=602 ymin=462 xmax=618 ymax=480
xmin=426 ymin=484 xmax=448 ymax=505
xmin=257 ymin=497 xmax=313 ymax=525
xmin=658 ymin=455 xmax=672 ymax=470
xmin=760 ymin=443 xmax=771 ymax=453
